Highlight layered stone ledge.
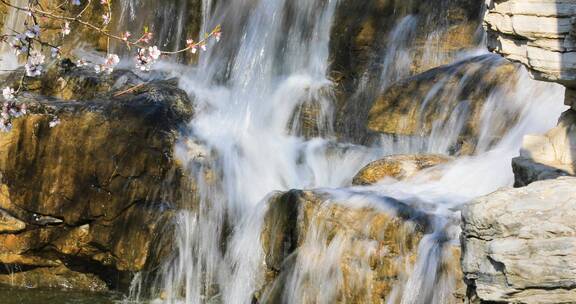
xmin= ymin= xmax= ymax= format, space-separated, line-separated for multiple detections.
xmin=484 ymin=0 xmax=576 ymax=86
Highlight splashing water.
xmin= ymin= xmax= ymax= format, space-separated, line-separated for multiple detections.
xmin=132 ymin=0 xmax=567 ymax=303
xmin=0 ymin=0 xmax=566 ymax=303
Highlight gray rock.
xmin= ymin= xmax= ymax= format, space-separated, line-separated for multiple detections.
xmin=484 ymin=0 xmax=576 ymax=85
xmin=511 ymin=109 xmax=576 ymax=186
xmin=462 ymin=177 xmax=576 ymax=303
xmin=512 ymin=156 xmax=571 ymax=187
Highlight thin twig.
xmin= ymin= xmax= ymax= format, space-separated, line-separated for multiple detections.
xmin=112 ymin=83 xmax=146 ymax=97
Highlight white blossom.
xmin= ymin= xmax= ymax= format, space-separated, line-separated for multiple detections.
xmin=62 ymin=22 xmax=71 ymax=36
xmin=76 ymin=59 xmax=89 ymax=67
xmin=24 ymin=25 xmax=40 ymax=39
xmin=51 ymin=47 xmax=61 ymax=58
xmin=135 ymin=47 xmax=161 ymax=71
xmin=102 ymin=13 xmax=110 ymax=25
xmin=25 ymin=52 xmax=45 ymax=77
xmin=148 ymin=46 xmax=161 ymax=60
xmin=0 ymin=121 xmax=12 ymax=132
xmin=10 ymin=37 xmax=28 ymax=55
xmin=95 ymin=53 xmax=120 ymax=74
xmin=2 ymin=87 xmax=15 ymax=101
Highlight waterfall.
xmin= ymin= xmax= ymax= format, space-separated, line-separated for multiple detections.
xmin=140 ymin=1 xmax=355 ymax=303
xmin=0 ymin=0 xmax=564 ymax=303
xmin=0 ymin=0 xmax=27 ymax=71
xmin=127 ymin=0 xmax=567 ymax=303
xmin=0 ymin=0 xmax=563 ymax=303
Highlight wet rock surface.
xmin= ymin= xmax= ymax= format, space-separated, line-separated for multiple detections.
xmin=367 ymin=56 xmax=520 ymax=154
xmin=462 ymin=177 xmax=576 ymax=303
xmin=0 ymin=62 xmax=194 ymax=290
xmin=330 ymin=0 xmax=484 ymax=140
xmin=352 ymin=154 xmax=451 ymax=185
xmin=258 ymin=190 xmax=462 ymax=303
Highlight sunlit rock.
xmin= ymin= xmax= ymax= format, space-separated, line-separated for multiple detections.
xmin=0 ymin=61 xmax=195 ymax=289
xmin=330 ymin=0 xmax=484 ymax=140
xmin=352 ymin=154 xmax=451 ymax=185
xmin=513 ymin=109 xmax=576 ymax=186
xmin=0 ymin=209 xmax=25 ymax=233
xmin=0 ymin=265 xmax=108 ymax=291
xmin=485 ymin=0 xmax=576 ymax=85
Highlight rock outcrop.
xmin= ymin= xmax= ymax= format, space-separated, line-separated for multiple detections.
xmin=461 ymin=2 xmax=576 ymax=303
xmin=0 ymin=61 xmax=195 ymax=290
xmin=461 ymin=177 xmax=576 ymax=303
xmin=485 ymin=0 xmax=576 ymax=184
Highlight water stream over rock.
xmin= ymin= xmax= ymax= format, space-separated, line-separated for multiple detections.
xmin=124 ymin=0 xmax=565 ymax=303
xmin=0 ymin=0 xmax=569 ymax=303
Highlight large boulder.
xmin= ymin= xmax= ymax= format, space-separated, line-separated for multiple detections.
xmin=0 ymin=61 xmax=195 ymax=290
xmin=461 ymin=177 xmax=576 ymax=303
xmin=367 ymin=56 xmax=519 ymax=154
xmin=330 ymin=0 xmax=484 ymax=140
xmin=258 ymin=190 xmax=462 ymax=303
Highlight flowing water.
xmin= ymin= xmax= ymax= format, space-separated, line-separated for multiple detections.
xmin=0 ymin=0 xmax=568 ymax=303
xmin=0 ymin=0 xmax=27 ymax=71
xmin=135 ymin=0 xmax=565 ymax=303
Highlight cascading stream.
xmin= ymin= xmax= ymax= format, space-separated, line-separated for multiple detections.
xmin=134 ymin=0 xmax=567 ymax=303
xmin=1 ymin=0 xmax=565 ymax=303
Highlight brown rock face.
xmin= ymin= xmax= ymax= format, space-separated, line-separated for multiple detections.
xmin=330 ymin=0 xmax=484 ymax=140
xmin=258 ymin=190 xmax=437 ymax=303
xmin=352 ymin=154 xmax=451 ymax=185
xmin=367 ymin=56 xmax=520 ymax=154
xmin=0 ymin=62 xmax=195 ymax=290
